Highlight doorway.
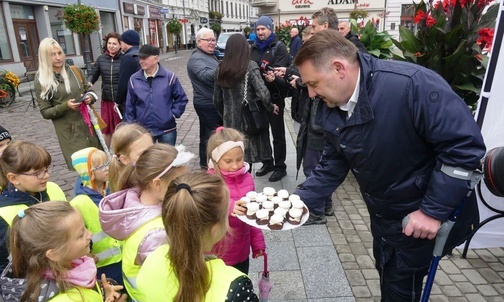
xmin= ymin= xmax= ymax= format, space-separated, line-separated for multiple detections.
xmin=13 ymin=20 xmax=39 ymax=71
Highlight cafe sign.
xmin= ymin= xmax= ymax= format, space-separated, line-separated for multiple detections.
xmin=292 ymin=0 xmax=313 ymax=9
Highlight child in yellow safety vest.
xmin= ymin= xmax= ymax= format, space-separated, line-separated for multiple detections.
xmin=99 ymin=143 xmax=193 ymax=301
xmin=0 ymin=141 xmax=66 ymax=273
xmin=0 ymin=201 xmax=126 ymax=302
xmin=137 ymin=172 xmax=260 ymax=302
xmin=71 ymin=147 xmax=123 ymax=287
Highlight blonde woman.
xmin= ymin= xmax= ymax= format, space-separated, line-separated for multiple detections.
xmin=34 ymin=38 xmax=101 ymax=170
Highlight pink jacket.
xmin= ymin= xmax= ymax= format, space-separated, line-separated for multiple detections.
xmin=98 ymin=187 xmax=167 ymax=265
xmin=208 ymin=166 xmax=266 ymax=265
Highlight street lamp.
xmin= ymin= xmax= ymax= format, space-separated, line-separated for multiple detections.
xmin=77 ymin=0 xmax=92 ymax=74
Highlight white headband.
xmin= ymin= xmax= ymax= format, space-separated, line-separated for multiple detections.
xmin=208 ymin=141 xmax=245 ymax=169
xmin=156 ymin=145 xmax=194 ymax=179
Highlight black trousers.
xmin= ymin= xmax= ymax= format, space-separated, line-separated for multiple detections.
xmin=194 ymin=103 xmax=222 ymax=168
xmin=232 ymin=257 xmax=250 ymax=275
xmin=262 ymin=96 xmax=286 ymax=171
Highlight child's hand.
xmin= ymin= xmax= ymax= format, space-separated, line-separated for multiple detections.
xmin=101 ymin=274 xmax=127 ymax=302
xmin=231 ymin=200 xmax=247 ymax=217
xmin=253 ymin=249 xmax=265 ymax=258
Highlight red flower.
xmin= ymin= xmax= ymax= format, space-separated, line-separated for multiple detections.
xmin=414 ymin=10 xmax=426 ymax=24
xmin=459 ymin=0 xmax=471 ymax=7
xmin=426 ymin=15 xmax=436 ymax=27
xmin=477 ymin=0 xmax=494 ymax=8
xmin=414 ymin=52 xmax=422 ymax=57
xmin=477 ymin=27 xmax=494 ymax=52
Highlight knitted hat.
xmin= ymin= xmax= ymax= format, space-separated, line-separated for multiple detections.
xmin=257 ymin=16 xmax=274 ymax=31
xmin=121 ymin=30 xmax=140 ymax=46
xmin=0 ymin=125 xmax=11 ymax=143
xmin=72 ymin=147 xmax=99 ymax=190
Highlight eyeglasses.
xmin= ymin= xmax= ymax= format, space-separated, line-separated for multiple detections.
xmin=20 ymin=165 xmax=53 ymax=179
xmin=200 ymin=38 xmax=217 ymax=44
xmin=91 ymin=161 xmax=110 ymax=172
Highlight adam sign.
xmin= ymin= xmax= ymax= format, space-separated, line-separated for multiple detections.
xmin=292 ymin=0 xmax=313 ymax=9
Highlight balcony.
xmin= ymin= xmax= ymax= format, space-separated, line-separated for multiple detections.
xmin=250 ymin=0 xmax=276 ymax=7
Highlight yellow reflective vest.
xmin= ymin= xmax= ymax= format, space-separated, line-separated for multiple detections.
xmin=137 ymin=244 xmax=246 ymax=302
xmin=121 ymin=217 xmax=164 ymax=301
xmin=48 ymin=282 xmax=103 ymax=302
xmin=0 ymin=181 xmax=66 ymax=227
xmin=70 ymin=195 xmax=122 ymax=268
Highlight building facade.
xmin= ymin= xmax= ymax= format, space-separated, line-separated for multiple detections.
xmin=0 ymin=0 xmax=120 ymax=75
xmin=208 ymin=0 xmax=259 ymax=32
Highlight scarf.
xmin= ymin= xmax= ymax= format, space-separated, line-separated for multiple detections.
xmin=218 ymin=163 xmax=250 ymax=178
xmin=44 ymin=256 xmax=97 ymax=289
xmin=255 ymin=33 xmax=277 ymax=53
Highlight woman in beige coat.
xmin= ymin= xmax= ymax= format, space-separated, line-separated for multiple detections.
xmin=34 ymin=38 xmax=101 ymax=170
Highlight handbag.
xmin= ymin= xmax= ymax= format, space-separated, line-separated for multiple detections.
xmin=241 ymin=71 xmax=269 ymax=135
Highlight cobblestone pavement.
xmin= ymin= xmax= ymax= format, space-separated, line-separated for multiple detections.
xmin=1 ymin=50 xmax=503 ymax=301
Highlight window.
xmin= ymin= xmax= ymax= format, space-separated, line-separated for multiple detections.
xmin=400 ymin=4 xmax=416 ymax=31
xmin=0 ymin=8 xmax=12 ymax=61
xmin=48 ymin=7 xmax=76 ymax=55
xmin=100 ymin=12 xmax=116 ymax=36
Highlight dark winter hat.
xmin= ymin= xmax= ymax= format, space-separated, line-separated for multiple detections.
xmin=0 ymin=125 xmax=11 ymax=142
xmin=121 ymin=30 xmax=140 ymax=46
xmin=135 ymin=44 xmax=160 ymax=58
xmin=257 ymin=16 xmax=274 ymax=31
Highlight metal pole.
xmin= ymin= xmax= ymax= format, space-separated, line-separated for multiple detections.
xmin=77 ymin=0 xmax=92 ymax=74
xmin=182 ymin=0 xmax=187 ymax=49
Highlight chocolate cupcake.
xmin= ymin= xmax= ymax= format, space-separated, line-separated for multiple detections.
xmin=268 ymin=213 xmax=284 ymax=230
xmin=246 ymin=202 xmax=260 ymax=219
xmin=288 ymin=208 xmax=303 ymax=225
xmin=256 ymin=209 xmax=270 ymax=225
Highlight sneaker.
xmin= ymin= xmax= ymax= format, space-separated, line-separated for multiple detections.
xmin=325 ymin=206 xmax=334 ymax=216
xmin=303 ymin=213 xmax=327 ymax=226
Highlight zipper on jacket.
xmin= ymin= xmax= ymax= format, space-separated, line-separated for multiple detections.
xmin=110 ymin=58 xmax=115 ymax=101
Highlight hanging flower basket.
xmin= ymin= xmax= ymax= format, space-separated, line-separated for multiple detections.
xmin=0 ymin=69 xmax=19 ymax=107
xmin=63 ymin=4 xmax=100 ymax=34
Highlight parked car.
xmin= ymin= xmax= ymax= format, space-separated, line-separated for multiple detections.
xmin=213 ymin=32 xmax=241 ymax=60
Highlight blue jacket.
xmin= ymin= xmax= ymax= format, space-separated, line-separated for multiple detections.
xmin=296 ymin=52 xmax=485 ymax=221
xmin=289 ymin=35 xmax=302 ymax=61
xmin=116 ymin=46 xmax=140 ymax=105
xmin=125 ymin=64 xmax=188 ymax=136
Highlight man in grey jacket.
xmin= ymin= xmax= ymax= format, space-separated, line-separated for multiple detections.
xmin=187 ymin=28 xmax=223 ymax=169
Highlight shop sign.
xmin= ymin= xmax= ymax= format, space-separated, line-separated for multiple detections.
xmin=123 ymin=3 xmax=135 ymax=14
xmin=137 ymin=5 xmax=145 ymax=15
xmin=180 ymin=19 xmax=188 ymax=23
xmin=200 ymin=17 xmax=208 ymax=24
xmin=149 ymin=6 xmax=161 ymax=19
xmin=291 ymin=0 xmax=314 ymax=9
xmin=327 ymin=0 xmax=355 ymax=4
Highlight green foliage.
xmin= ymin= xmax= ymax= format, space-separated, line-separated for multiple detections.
xmin=211 ymin=23 xmax=222 ymax=36
xmin=350 ymin=19 xmax=394 ymax=60
xmin=349 ymin=9 xmax=368 ymax=20
xmin=243 ymin=26 xmax=251 ymax=34
xmin=392 ymin=0 xmax=498 ymax=108
xmin=166 ymin=18 xmax=182 ymax=35
xmin=275 ymin=16 xmax=310 ymax=47
xmin=209 ymin=11 xmax=223 ymax=21
xmin=63 ymin=4 xmax=100 ymax=34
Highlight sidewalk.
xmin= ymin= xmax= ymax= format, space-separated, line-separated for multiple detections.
xmin=1 ymin=49 xmax=503 ymax=302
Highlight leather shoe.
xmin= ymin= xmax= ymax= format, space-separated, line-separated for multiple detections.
xmin=325 ymin=206 xmax=334 ymax=216
xmin=303 ymin=213 xmax=327 ymax=226
xmin=268 ymin=170 xmax=287 ymax=182
xmin=256 ymin=165 xmax=274 ymax=177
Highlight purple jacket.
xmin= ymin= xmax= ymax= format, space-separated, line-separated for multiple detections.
xmin=124 ymin=64 xmax=188 ymax=136
xmin=98 ymin=188 xmax=166 ymax=265
xmin=209 ymin=166 xmax=266 ymax=265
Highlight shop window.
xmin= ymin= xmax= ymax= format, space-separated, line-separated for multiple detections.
xmin=100 ymin=12 xmax=116 ymax=36
xmin=400 ymin=4 xmax=416 ymax=32
xmin=0 ymin=8 xmax=12 ymax=61
xmin=48 ymin=7 xmax=76 ymax=55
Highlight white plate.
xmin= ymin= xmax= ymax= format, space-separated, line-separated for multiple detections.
xmin=236 ymin=207 xmax=310 ymax=230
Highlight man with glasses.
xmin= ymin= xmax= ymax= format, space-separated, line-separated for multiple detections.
xmin=125 ymin=44 xmax=188 ymax=145
xmin=187 ymin=28 xmax=223 ymax=170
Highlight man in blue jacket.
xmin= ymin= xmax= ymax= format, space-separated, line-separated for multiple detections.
xmin=125 ymin=44 xmax=188 ymax=145
xmin=294 ymin=30 xmax=485 ymax=301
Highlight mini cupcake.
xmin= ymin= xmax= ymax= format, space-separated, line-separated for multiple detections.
xmin=256 ymin=194 xmax=267 ymax=205
xmin=263 ymin=187 xmax=276 ymax=200
xmin=256 ymin=209 xmax=270 ymax=225
xmin=288 ymin=194 xmax=301 ymax=203
xmin=274 ymin=207 xmax=288 ymax=219
xmin=279 ymin=200 xmax=291 ymax=211
xmin=292 ymin=199 xmax=308 ymax=214
xmin=239 ymin=197 xmax=251 ymax=205
xmin=277 ymin=189 xmax=289 ymax=200
xmin=246 ymin=202 xmax=260 ymax=219
xmin=246 ymin=191 xmax=257 ymax=201
xmin=271 ymin=196 xmax=282 ymax=209
xmin=288 ymin=208 xmax=303 ymax=225
xmin=262 ymin=200 xmax=274 ymax=214
xmin=268 ymin=213 xmax=284 ymax=230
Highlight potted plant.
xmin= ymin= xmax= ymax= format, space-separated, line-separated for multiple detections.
xmin=350 ymin=18 xmax=394 ymax=59
xmin=0 ymin=69 xmax=20 ymax=107
xmin=392 ymin=0 xmax=498 ymax=109
xmin=166 ymin=18 xmax=182 ymax=53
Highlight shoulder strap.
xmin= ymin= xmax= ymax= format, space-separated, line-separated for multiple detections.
xmin=70 ymin=65 xmax=84 ymax=87
xmin=271 ymin=40 xmax=282 ymax=59
xmin=243 ymin=71 xmax=249 ymax=105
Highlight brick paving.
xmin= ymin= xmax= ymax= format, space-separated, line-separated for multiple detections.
xmin=1 ymin=49 xmax=503 ymax=301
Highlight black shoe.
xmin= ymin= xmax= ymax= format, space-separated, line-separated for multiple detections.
xmin=269 ymin=170 xmax=287 ymax=182
xmin=303 ymin=213 xmax=327 ymax=226
xmin=256 ymin=165 xmax=274 ymax=177
xmin=325 ymin=206 xmax=334 ymax=216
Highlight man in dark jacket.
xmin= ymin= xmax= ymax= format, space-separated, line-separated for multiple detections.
xmin=294 ymin=29 xmax=485 ymax=301
xmin=125 ymin=45 xmax=188 ymax=145
xmin=338 ymin=21 xmax=363 ymax=47
xmin=187 ymin=28 xmax=222 ymax=169
xmin=289 ymin=28 xmax=302 ymax=63
xmin=116 ymin=30 xmax=141 ymax=115
xmin=250 ymin=16 xmax=290 ymax=182
xmin=312 ymin=7 xmax=367 ymax=53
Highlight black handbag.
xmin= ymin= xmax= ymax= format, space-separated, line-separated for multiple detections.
xmin=241 ymin=71 xmax=269 ymax=135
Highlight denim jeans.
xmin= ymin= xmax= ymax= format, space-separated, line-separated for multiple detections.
xmin=194 ymin=104 xmax=223 ymax=168
xmin=153 ymin=130 xmax=177 ymax=145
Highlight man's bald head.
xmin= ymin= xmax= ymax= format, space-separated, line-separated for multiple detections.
xmin=338 ymin=21 xmax=351 ymax=36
